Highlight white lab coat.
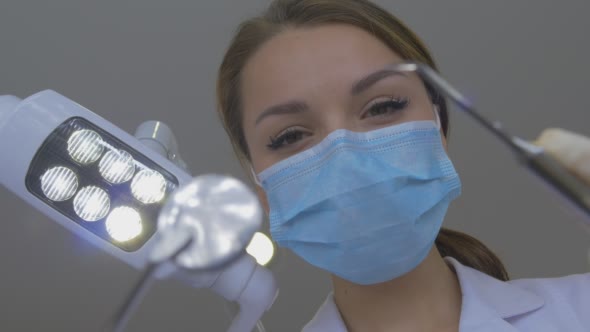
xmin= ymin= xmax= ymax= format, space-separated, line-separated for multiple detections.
xmin=302 ymin=257 xmax=590 ymax=331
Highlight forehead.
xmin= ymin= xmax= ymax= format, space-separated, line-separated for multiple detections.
xmin=240 ymin=24 xmax=403 ymax=116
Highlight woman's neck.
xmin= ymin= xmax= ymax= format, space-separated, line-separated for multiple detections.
xmin=332 ymin=248 xmax=462 ymax=332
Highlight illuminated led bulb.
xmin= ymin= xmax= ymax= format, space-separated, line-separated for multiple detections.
xmin=131 ymin=169 xmax=166 ymax=204
xmin=99 ymin=149 xmax=135 ymax=184
xmin=246 ymin=232 xmax=275 ymax=266
xmin=40 ymin=166 xmax=78 ymax=201
xmin=73 ymin=186 xmax=110 ymax=221
xmin=106 ymin=207 xmax=143 ymax=242
xmin=67 ymin=129 xmax=104 ymax=164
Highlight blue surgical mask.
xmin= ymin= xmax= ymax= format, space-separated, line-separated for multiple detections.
xmin=256 ymin=120 xmax=461 ymax=285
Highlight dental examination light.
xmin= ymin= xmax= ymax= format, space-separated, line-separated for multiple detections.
xmin=0 ymin=90 xmax=278 ymax=332
xmin=391 ymin=63 xmax=590 ymax=225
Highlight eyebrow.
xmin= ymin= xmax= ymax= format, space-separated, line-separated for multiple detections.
xmin=254 ymin=67 xmax=407 ymax=126
xmin=255 ymin=100 xmax=309 ymax=126
xmin=351 ymin=68 xmax=408 ymax=95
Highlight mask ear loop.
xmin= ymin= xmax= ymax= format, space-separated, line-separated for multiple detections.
xmin=250 ymin=166 xmax=263 ymax=187
xmin=248 ymin=165 xmax=270 ymax=221
xmin=432 ymin=104 xmax=442 ymax=131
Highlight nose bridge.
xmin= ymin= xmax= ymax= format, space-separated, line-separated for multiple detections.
xmin=319 ymin=102 xmax=357 ymax=136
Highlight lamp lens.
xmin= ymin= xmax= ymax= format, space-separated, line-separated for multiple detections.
xmin=73 ymin=186 xmax=110 ymax=221
xmin=40 ymin=166 xmax=78 ymax=201
xmin=106 ymin=206 xmax=143 ymax=242
xmin=67 ymin=129 xmax=104 ymax=164
xmin=99 ymin=149 xmax=135 ymax=184
xmin=131 ymin=170 xmax=166 ymax=204
xmin=246 ymin=232 xmax=275 ymax=266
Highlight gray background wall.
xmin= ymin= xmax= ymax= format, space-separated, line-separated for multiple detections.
xmin=1 ymin=1 xmax=589 ymax=331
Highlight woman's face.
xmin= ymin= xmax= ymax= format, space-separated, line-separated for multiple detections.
xmin=241 ymin=24 xmax=442 ymax=176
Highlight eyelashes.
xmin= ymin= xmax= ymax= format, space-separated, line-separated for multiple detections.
xmin=361 ymin=97 xmax=409 ymax=119
xmin=267 ymin=128 xmax=306 ymax=151
xmin=266 ymin=96 xmax=410 ymax=151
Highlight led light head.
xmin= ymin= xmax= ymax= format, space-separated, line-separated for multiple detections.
xmin=73 ymin=186 xmax=110 ymax=222
xmin=246 ymin=232 xmax=275 ymax=266
xmin=67 ymin=129 xmax=104 ymax=164
xmin=25 ymin=117 xmax=179 ymax=252
xmin=40 ymin=166 xmax=78 ymax=202
xmin=131 ymin=169 xmax=167 ymax=204
xmin=106 ymin=207 xmax=143 ymax=243
xmin=99 ymin=149 xmax=135 ymax=184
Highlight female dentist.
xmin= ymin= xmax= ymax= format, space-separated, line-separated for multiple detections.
xmin=215 ymin=0 xmax=590 ymax=331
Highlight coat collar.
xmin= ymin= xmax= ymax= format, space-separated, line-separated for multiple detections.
xmin=444 ymin=257 xmax=545 ymax=330
xmin=303 ymin=257 xmax=545 ymax=331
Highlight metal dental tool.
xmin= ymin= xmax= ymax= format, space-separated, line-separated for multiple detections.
xmin=109 ymin=234 xmax=194 ymax=332
xmin=108 ymin=174 xmax=278 ymax=332
xmin=390 ymin=62 xmax=590 ymax=224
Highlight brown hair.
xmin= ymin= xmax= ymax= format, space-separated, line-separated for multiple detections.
xmin=216 ymin=0 xmax=509 ymax=281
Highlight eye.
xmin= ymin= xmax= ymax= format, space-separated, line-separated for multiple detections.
xmin=362 ymin=97 xmax=409 ymax=119
xmin=267 ymin=128 xmax=309 ymax=151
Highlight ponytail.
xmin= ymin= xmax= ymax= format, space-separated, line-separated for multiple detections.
xmin=435 ymin=228 xmax=509 ymax=281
